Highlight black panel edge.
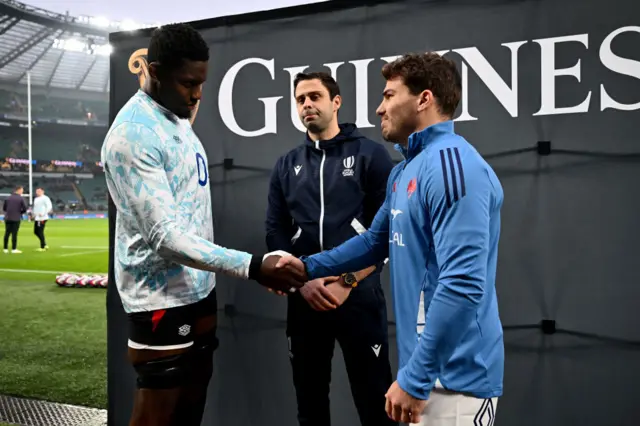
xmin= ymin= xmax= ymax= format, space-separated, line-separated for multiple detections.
xmin=106 ymin=38 xmax=118 ymax=426
xmin=108 ymin=0 xmax=402 ymax=43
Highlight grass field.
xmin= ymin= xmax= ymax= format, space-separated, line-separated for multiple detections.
xmin=0 ymin=219 xmax=108 ymax=409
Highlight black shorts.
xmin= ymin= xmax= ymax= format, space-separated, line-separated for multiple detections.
xmin=127 ymin=288 xmax=218 ymax=350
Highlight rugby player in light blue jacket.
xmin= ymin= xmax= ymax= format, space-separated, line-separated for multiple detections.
xmin=102 ymin=24 xmax=305 ymax=426
xmin=276 ymin=53 xmax=504 ymax=426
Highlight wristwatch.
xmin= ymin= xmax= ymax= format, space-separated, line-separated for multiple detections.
xmin=341 ymin=272 xmax=359 ymax=288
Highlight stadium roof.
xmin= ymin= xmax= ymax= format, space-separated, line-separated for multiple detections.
xmin=0 ymin=0 xmax=158 ymax=96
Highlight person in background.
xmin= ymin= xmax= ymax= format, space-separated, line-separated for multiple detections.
xmin=32 ymin=187 xmax=53 ymax=251
xmin=3 ymin=185 xmax=27 ymax=254
xmin=266 ymin=71 xmax=397 ymax=426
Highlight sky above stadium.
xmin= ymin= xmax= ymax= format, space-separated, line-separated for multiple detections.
xmin=25 ymin=0 xmax=327 ymax=25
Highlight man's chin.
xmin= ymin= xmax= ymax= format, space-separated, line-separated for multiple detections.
xmin=176 ymin=110 xmax=193 ymax=120
xmin=305 ymin=123 xmax=323 ymax=134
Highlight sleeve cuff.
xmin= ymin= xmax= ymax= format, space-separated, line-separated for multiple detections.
xmin=248 ymin=254 xmax=264 ymax=280
xmin=299 ymin=256 xmax=315 ymax=280
xmin=396 ymin=367 xmax=433 ymax=401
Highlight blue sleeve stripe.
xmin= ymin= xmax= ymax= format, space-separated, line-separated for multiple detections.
xmin=446 ymin=148 xmax=460 ymax=202
xmin=439 ymin=148 xmax=467 ymax=208
xmin=453 ymin=147 xmax=466 ymax=197
xmin=439 ymin=149 xmax=452 ymax=208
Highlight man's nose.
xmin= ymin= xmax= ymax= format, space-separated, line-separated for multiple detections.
xmin=192 ymin=85 xmax=203 ymax=101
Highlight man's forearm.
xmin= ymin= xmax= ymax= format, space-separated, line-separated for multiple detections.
xmin=396 ymin=275 xmax=481 ymax=400
xmin=304 ymin=232 xmax=388 ymax=280
xmin=352 ymin=265 xmax=378 ymax=282
xmin=146 ymin=218 xmax=260 ymax=280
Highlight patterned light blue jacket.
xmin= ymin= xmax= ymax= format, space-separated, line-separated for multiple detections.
xmin=102 ymin=90 xmax=252 ymax=313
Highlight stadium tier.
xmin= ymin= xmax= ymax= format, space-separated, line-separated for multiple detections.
xmin=0 ymin=0 xmax=114 ymax=217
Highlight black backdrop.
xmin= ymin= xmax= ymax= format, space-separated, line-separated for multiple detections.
xmin=107 ymin=0 xmax=640 ymax=425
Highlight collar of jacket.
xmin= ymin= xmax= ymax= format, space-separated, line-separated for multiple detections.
xmin=137 ymin=89 xmax=180 ymax=123
xmin=394 ymin=120 xmax=455 ymax=161
xmin=305 ymin=122 xmax=360 ymax=150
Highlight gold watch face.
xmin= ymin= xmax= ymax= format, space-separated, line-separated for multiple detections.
xmin=344 ymin=273 xmax=357 ymax=286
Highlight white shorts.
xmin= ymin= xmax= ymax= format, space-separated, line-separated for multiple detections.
xmin=411 ymin=381 xmax=498 ymax=426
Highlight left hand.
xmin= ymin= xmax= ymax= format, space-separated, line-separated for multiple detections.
xmin=385 ymin=380 xmax=428 ymax=424
xmin=325 ymin=277 xmax=353 ymax=306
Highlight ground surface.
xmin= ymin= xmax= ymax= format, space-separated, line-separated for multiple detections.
xmin=0 ymin=219 xmax=108 ymax=409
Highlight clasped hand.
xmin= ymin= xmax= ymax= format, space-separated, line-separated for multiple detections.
xmin=265 ymin=255 xmax=351 ymax=310
xmin=255 ymin=251 xmax=308 ymax=293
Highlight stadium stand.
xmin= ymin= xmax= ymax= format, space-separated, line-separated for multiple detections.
xmin=0 ymin=0 xmax=126 ymax=218
xmin=0 ymin=3 xmax=161 ymax=425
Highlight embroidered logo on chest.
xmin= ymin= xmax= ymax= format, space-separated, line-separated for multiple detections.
xmin=407 ymin=177 xmax=417 ymax=198
xmin=342 ymin=156 xmax=355 ymax=177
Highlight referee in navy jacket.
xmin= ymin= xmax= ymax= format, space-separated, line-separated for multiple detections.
xmin=266 ymin=72 xmax=397 ymax=426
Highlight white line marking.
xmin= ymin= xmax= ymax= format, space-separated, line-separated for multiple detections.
xmin=58 ymin=250 xmax=108 ymax=258
xmin=60 ymin=246 xmax=108 ymax=249
xmin=0 ymin=268 xmax=106 ymax=275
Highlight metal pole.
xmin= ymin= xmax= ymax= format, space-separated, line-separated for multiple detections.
xmin=27 ymin=70 xmax=33 ymax=206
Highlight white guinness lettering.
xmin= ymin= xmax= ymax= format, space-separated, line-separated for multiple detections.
xmin=218 ymin=57 xmax=282 ymax=137
xmin=532 ymin=33 xmax=592 ymax=116
xmin=218 ymin=26 xmax=639 ymax=137
xmin=600 ymin=26 xmax=640 ymax=111
xmin=453 ymin=42 xmax=526 ymax=121
xmin=283 ymin=65 xmax=309 ymax=133
xmin=351 ymin=59 xmax=375 ymax=129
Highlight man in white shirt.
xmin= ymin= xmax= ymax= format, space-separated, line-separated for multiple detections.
xmin=32 ymin=187 xmax=52 ymax=251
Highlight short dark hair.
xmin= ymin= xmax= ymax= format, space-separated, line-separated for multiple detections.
xmin=381 ymin=52 xmax=462 ymax=118
xmin=147 ymin=23 xmax=209 ymax=70
xmin=293 ymin=72 xmax=340 ymax=99
xmin=15 ymin=185 xmax=22 ymax=191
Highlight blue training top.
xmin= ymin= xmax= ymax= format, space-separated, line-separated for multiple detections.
xmin=302 ymin=120 xmax=505 ymax=400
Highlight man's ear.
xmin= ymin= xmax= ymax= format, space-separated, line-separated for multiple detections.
xmin=148 ymin=62 xmax=159 ymax=81
xmin=417 ymin=89 xmax=433 ymax=112
xmin=333 ymin=94 xmax=342 ymax=111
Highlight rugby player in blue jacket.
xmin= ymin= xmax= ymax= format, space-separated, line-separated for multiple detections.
xmin=276 ymin=53 xmax=504 ymax=426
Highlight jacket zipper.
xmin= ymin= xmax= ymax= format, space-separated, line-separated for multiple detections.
xmin=316 ymin=140 xmax=326 ymax=250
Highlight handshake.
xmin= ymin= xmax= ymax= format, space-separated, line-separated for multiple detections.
xmin=251 ymin=250 xmax=310 ymax=293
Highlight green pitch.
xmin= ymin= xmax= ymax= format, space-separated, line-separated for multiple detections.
xmin=0 ymin=219 xmax=108 ymax=409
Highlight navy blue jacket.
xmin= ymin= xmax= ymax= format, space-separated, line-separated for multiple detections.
xmin=266 ymin=123 xmax=395 ymax=287
xmin=3 ymin=192 xmax=27 ymax=221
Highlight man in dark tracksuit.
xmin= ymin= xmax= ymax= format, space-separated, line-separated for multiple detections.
xmin=266 ymin=72 xmax=397 ymax=426
xmin=3 ymin=185 xmax=27 ymax=253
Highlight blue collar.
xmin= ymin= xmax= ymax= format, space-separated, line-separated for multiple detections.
xmin=394 ymin=120 xmax=455 ymax=160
